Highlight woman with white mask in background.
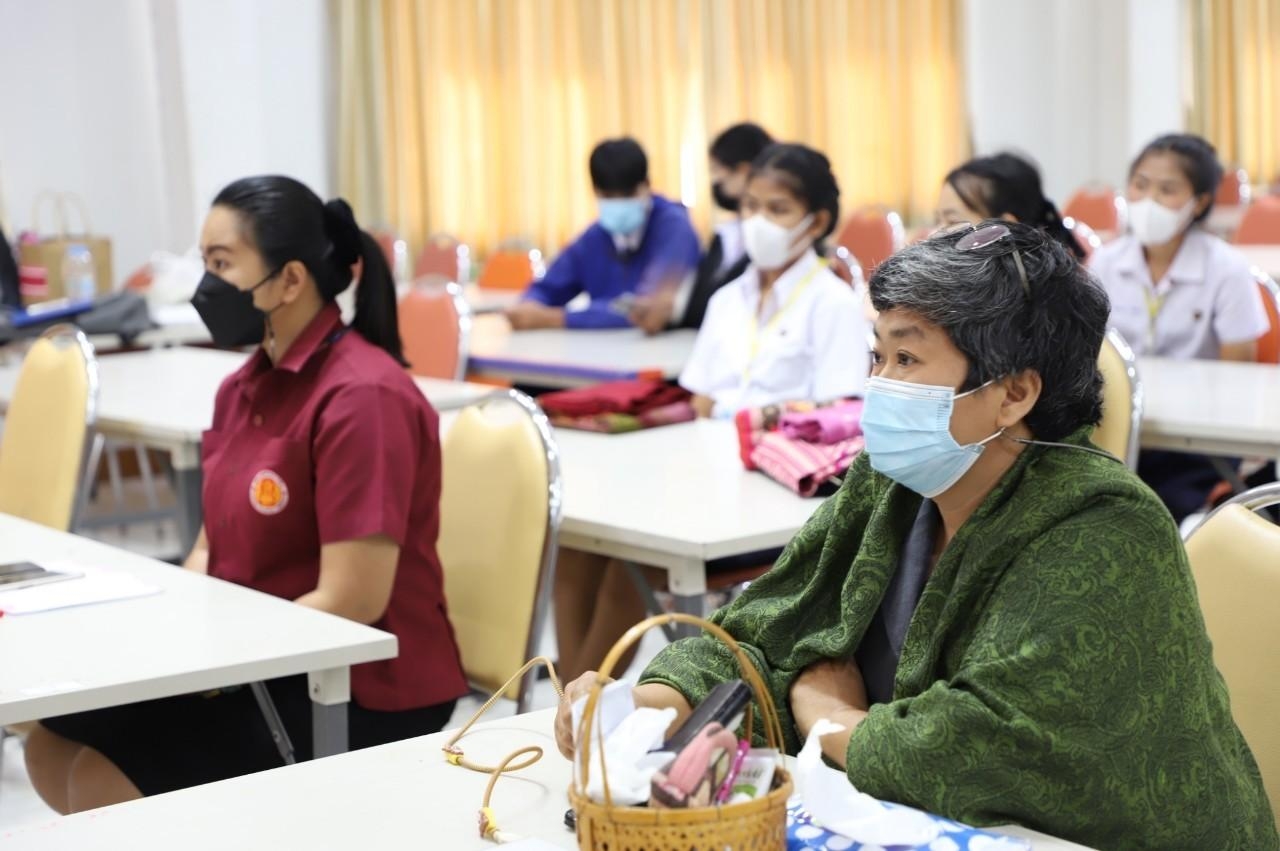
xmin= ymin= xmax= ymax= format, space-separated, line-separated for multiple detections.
xmin=1089 ymin=133 xmax=1270 ymax=523
xmin=679 ymin=143 xmax=869 ymax=417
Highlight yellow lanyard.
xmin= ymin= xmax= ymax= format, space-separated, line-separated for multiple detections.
xmin=743 ymin=265 xmax=821 ymax=378
xmin=1143 ymin=285 xmax=1170 ymax=351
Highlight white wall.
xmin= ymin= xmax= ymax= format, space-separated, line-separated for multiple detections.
xmin=965 ymin=0 xmax=1187 ymax=206
xmin=0 ymin=0 xmax=332 ymax=287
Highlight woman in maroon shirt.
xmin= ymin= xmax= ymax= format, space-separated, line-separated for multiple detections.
xmin=25 ymin=176 xmax=468 ymax=812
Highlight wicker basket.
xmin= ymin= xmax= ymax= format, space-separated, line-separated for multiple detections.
xmin=568 ymin=613 xmax=793 ymax=851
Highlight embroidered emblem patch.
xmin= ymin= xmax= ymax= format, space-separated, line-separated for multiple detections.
xmin=249 ymin=470 xmax=288 ymax=515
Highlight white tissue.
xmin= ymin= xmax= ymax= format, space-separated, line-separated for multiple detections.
xmin=575 ymin=706 xmax=677 ymax=805
xmin=796 ymin=719 xmax=939 ymax=846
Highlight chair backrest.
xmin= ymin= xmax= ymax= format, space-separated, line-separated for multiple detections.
xmin=1183 ymin=482 xmax=1280 ymax=817
xmin=824 ymin=245 xmax=864 ymax=290
xmin=1093 ymin=327 xmax=1142 ymax=469
xmin=1063 ymin=217 xmax=1103 ymax=260
xmin=369 ymin=227 xmax=410 ymax=282
xmin=1217 ymin=166 xmax=1252 ymax=207
xmin=1253 ymin=271 xmax=1280 ymax=364
xmin=1234 ymin=196 xmax=1280 ymax=245
xmin=0 ymin=325 xmax=99 ymax=530
xmin=436 ymin=390 xmax=561 ymax=711
xmin=477 ymin=247 xmax=546 ymax=290
xmin=398 ymin=279 xmax=471 ymax=381
xmin=1063 ymin=185 xmax=1127 ymax=235
xmin=836 ymin=205 xmax=906 ymax=281
xmin=414 ymin=232 xmax=472 ymax=283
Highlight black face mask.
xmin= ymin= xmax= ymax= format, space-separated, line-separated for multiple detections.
xmin=711 ymin=182 xmax=740 ymax=213
xmin=191 ymin=269 xmax=278 ymax=348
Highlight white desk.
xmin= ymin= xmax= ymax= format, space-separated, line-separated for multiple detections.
xmin=0 ymin=346 xmax=495 ymax=551
xmin=0 ymin=708 xmax=1094 ymax=850
xmin=1236 ymin=244 xmax=1280 ymax=281
xmin=554 ymin=419 xmax=822 ymax=607
xmin=0 ymin=513 xmax=396 ymax=756
xmin=467 ymin=314 xmax=696 ymax=388
xmin=1138 ymin=357 xmax=1280 ymax=458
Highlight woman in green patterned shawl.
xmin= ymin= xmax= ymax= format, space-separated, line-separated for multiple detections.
xmin=555 ymin=222 xmax=1276 ymax=848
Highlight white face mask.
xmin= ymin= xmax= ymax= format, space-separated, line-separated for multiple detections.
xmin=1127 ymin=197 xmax=1196 ymax=246
xmin=741 ymin=213 xmax=814 ymax=270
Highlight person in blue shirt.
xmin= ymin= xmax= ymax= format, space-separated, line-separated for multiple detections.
xmin=504 ymin=137 xmax=701 ymax=330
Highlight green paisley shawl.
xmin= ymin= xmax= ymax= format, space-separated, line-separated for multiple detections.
xmin=640 ymin=429 xmax=1277 ymax=849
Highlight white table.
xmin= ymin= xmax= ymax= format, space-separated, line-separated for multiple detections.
xmin=0 ymin=513 xmax=396 ymax=757
xmin=1236 ymin=244 xmax=1280 ymax=281
xmin=0 ymin=708 xmax=1095 ymax=850
xmin=0 ymin=347 xmax=495 ymax=552
xmin=1138 ymin=357 xmax=1280 ymax=458
xmin=467 ymin=314 xmax=696 ymax=388
xmin=554 ymin=419 xmax=822 ymax=610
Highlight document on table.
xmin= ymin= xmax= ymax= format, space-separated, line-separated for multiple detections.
xmin=0 ymin=562 xmax=160 ymax=614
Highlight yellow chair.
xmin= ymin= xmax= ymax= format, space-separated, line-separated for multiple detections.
xmin=1183 ymin=483 xmax=1280 ymax=819
xmin=1093 ymin=327 xmax=1142 ymax=469
xmin=0 ymin=324 xmax=101 ymax=530
xmin=437 ymin=390 xmax=561 ymax=711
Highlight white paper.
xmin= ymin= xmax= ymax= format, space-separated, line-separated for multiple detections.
xmin=796 ymin=718 xmax=939 ymax=846
xmin=0 ymin=562 xmax=160 ymax=614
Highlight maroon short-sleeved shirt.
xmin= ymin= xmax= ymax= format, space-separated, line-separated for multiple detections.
xmin=202 ymin=303 xmax=468 ymax=711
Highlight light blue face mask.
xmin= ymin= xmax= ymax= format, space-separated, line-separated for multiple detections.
xmin=597 ymin=197 xmax=649 ymax=237
xmin=860 ymin=375 xmax=1003 ymax=497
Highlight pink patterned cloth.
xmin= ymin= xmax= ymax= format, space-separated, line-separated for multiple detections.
xmin=779 ymin=400 xmax=864 ymax=444
xmin=750 ymin=432 xmax=864 ymax=497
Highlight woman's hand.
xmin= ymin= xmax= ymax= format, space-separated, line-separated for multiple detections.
xmin=554 ymin=676 xmax=692 ymax=760
xmin=505 ymin=302 xmax=566 ymax=330
xmin=789 ymin=657 xmax=869 ymax=768
xmin=554 ymin=671 xmax=611 ymax=760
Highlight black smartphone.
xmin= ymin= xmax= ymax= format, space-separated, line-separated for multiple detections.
xmin=662 ymin=679 xmax=751 ymax=753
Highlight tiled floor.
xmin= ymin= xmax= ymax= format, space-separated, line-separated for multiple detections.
xmin=0 ymin=480 xmax=669 ymax=830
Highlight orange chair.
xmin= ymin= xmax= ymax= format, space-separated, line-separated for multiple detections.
xmin=1234 ymin=196 xmax=1280 ymax=245
xmin=1254 ymin=271 xmax=1280 ymax=364
xmin=414 ymin=232 xmax=472 ymax=282
xmin=398 ymin=279 xmax=471 ymax=380
xmin=824 ymin=245 xmax=863 ymax=289
xmin=369 ymin=227 xmax=410 ymax=281
xmin=477 ymin=241 xmax=546 ymax=291
xmin=1217 ymin=166 xmax=1252 ymax=207
xmin=836 ymin=206 xmax=905 ymax=281
xmin=1063 ymin=217 xmax=1103 ymax=261
xmin=1063 ymin=185 xmax=1127 ymax=236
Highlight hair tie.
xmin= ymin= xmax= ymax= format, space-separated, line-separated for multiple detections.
xmin=322 ymin=198 xmax=363 ymax=267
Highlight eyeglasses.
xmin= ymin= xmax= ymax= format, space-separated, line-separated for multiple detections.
xmin=947 ymin=223 xmax=1031 ymax=297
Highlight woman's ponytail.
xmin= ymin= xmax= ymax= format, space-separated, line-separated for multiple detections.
xmin=1041 ymin=199 xmax=1086 ymax=261
xmin=321 ymin=199 xmax=406 ymax=366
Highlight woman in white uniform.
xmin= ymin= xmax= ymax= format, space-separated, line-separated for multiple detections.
xmin=679 ymin=142 xmax=869 ymax=416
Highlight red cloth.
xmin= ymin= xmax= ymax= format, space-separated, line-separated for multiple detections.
xmin=750 ymin=432 xmax=864 ymax=497
xmin=203 ymin=303 xmax=468 ymax=711
xmin=779 ymin=400 xmax=864 ymax=444
xmin=538 ymin=380 xmax=689 ymax=417
xmin=549 ymin=400 xmax=696 ymax=434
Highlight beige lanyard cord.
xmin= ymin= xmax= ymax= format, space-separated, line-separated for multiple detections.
xmin=442 ymin=656 xmax=565 ymax=843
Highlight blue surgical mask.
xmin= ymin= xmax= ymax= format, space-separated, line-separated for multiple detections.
xmin=597 ymin=197 xmax=649 ymax=236
xmin=860 ymin=375 xmax=1003 ymax=497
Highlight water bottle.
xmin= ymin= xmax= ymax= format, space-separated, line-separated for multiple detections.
xmin=61 ymin=243 xmax=97 ymax=302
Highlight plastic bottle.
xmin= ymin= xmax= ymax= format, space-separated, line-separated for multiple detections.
xmin=61 ymin=243 xmax=96 ymax=302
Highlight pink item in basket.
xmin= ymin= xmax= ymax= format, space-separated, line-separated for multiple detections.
xmin=779 ymin=400 xmax=864 ymax=444
xmin=750 ymin=431 xmax=864 ymax=497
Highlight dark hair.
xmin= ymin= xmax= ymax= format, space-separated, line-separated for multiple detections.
xmin=709 ymin=123 xmax=774 ymax=168
xmin=869 ymin=222 xmax=1111 ymax=441
xmin=749 ymin=143 xmax=841 ymax=253
xmin=589 ymin=138 xmax=648 ymax=194
xmin=945 ymin=153 xmax=1084 ymax=260
xmin=1129 ymin=133 xmax=1223 ymax=224
xmin=212 ymin=176 xmax=405 ymax=365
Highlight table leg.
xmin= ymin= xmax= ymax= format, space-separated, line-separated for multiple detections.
xmin=308 ymin=667 xmax=351 ymax=757
xmin=667 ymin=559 xmax=708 ymax=639
xmin=171 ymin=444 xmax=203 ymax=556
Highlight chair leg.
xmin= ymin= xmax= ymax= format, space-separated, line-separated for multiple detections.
xmin=104 ymin=442 xmax=126 ymax=514
xmin=249 ymin=682 xmax=297 ymax=766
xmin=622 ymin=562 xmax=679 ymax=644
xmin=73 ymin=433 xmax=106 ymax=531
xmin=135 ymin=445 xmax=160 ymax=512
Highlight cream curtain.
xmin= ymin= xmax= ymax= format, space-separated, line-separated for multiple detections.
xmin=335 ymin=0 xmax=968 ymax=259
xmin=1188 ymin=0 xmax=1280 ymax=187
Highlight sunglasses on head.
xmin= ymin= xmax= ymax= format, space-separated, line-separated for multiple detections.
xmin=940 ymin=222 xmax=1031 ymax=297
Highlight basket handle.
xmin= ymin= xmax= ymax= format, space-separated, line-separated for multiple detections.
xmin=58 ymin=193 xmax=93 ymax=236
xmin=29 ymin=192 xmax=65 ymax=238
xmin=573 ymin=613 xmax=786 ymax=810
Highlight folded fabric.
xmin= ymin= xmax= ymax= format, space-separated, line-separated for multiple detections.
xmin=550 ymin=400 xmax=696 ymax=434
xmin=750 ymin=431 xmax=863 ymax=497
xmin=734 ymin=401 xmax=822 ymax=471
xmin=780 ymin=400 xmax=864 ymax=445
xmin=787 ymin=804 xmax=1030 ymax=851
xmin=539 ymin=380 xmax=689 ymax=418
